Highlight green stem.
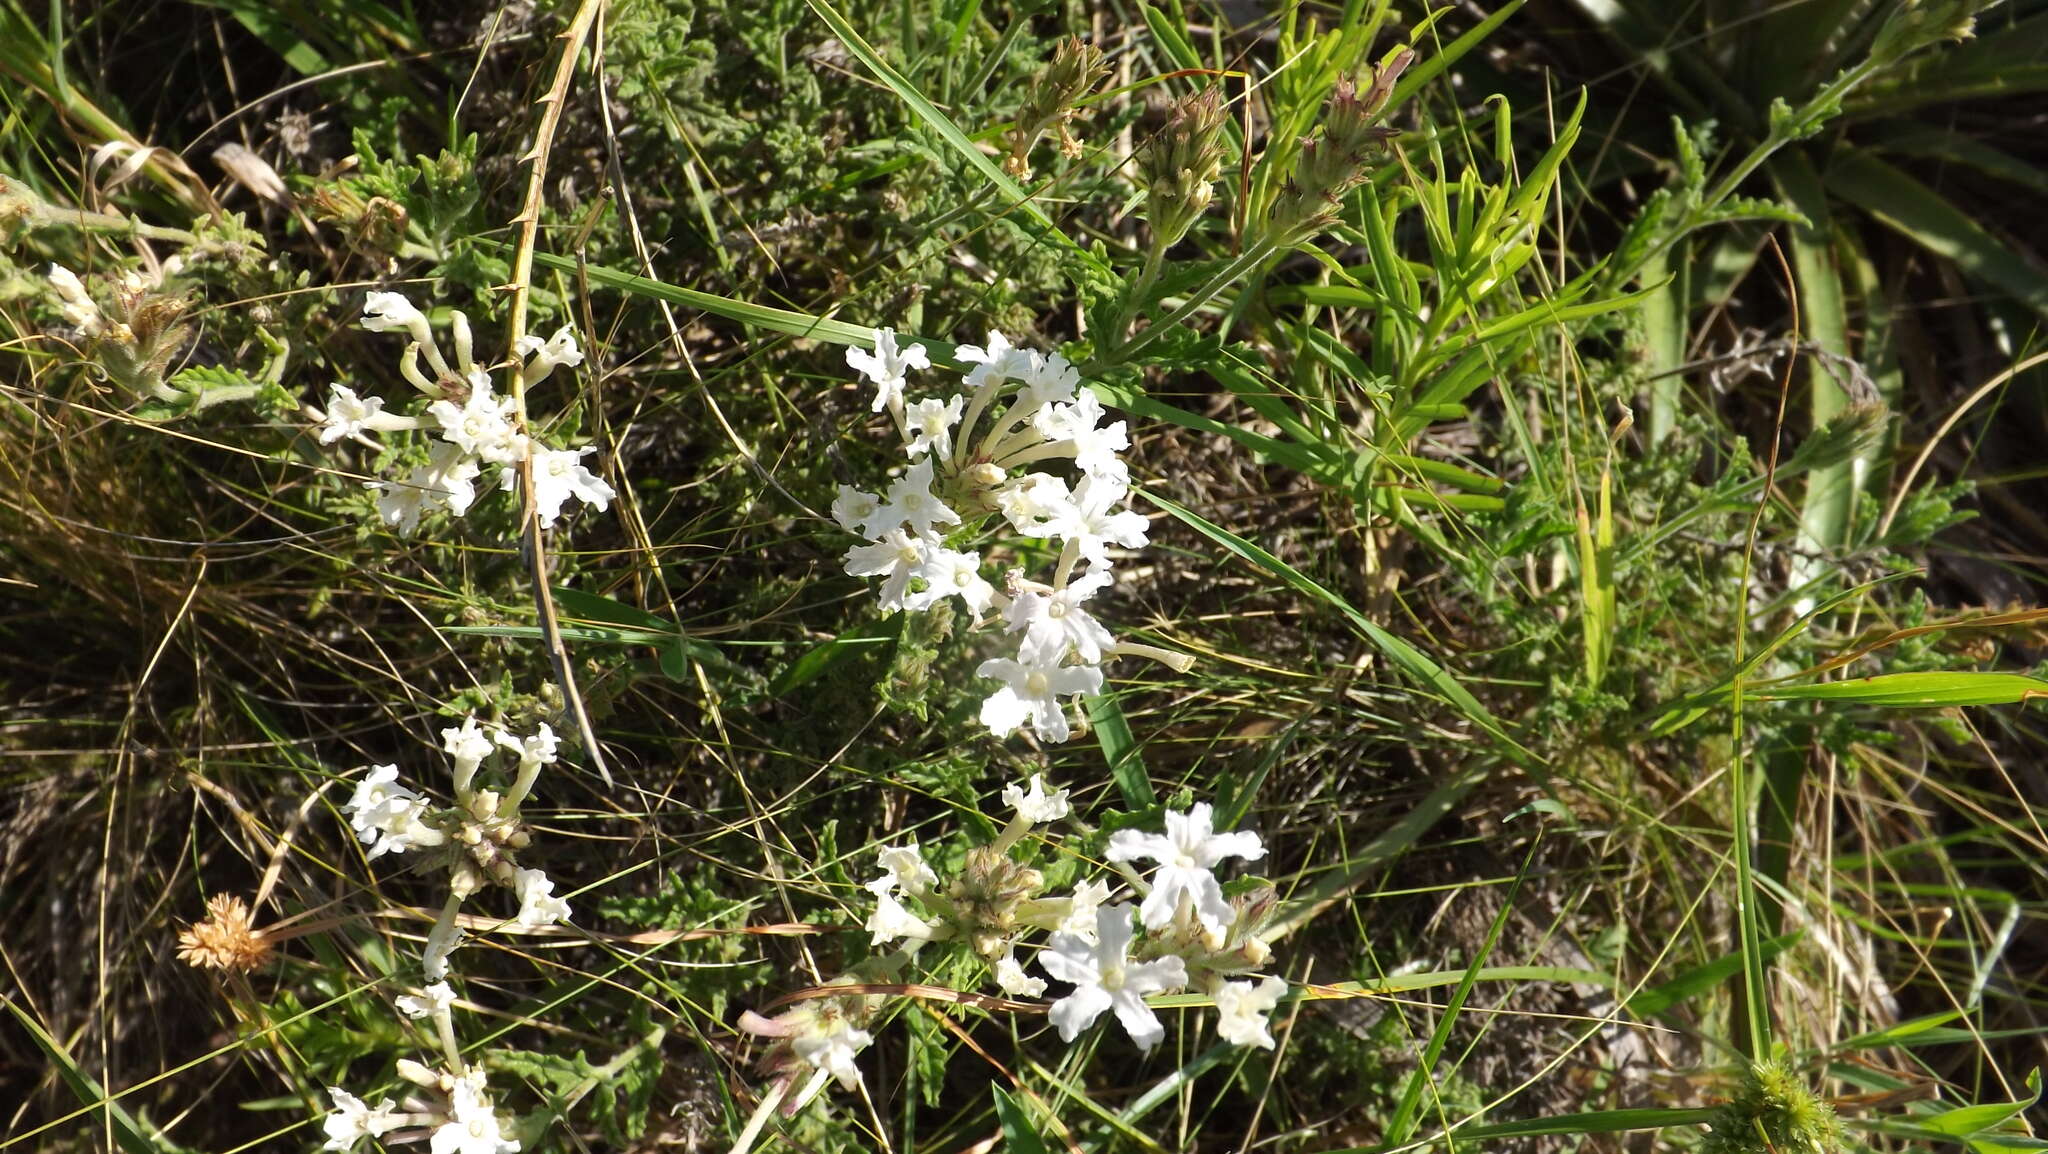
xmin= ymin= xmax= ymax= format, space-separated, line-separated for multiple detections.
xmin=1097 ymin=238 xmax=1277 ymax=368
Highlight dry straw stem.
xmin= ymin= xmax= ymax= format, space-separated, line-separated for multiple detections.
xmin=501 ymin=0 xmax=612 ymax=785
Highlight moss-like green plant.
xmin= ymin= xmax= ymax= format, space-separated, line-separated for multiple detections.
xmin=1703 ymin=1056 xmax=1844 ymax=1154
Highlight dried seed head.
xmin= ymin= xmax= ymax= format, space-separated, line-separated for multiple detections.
xmin=1004 ymin=37 xmax=1112 ymax=179
xmin=176 ymin=894 xmax=273 ymax=973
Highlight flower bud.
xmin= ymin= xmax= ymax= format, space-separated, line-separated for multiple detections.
xmin=1003 ymin=37 xmax=1111 ymax=179
xmin=1266 ymin=50 xmax=1411 ymax=246
xmin=1139 ymin=88 xmax=1230 ymax=247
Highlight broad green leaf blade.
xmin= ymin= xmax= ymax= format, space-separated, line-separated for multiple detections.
xmin=1826 ymin=151 xmax=2048 ymax=319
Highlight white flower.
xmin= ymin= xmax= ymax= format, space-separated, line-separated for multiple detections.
xmin=844 ymin=527 xmax=941 ymax=611
xmin=1006 ymin=570 xmax=1116 ymax=664
xmin=442 ymin=717 xmax=495 ymax=793
xmin=1058 ymin=879 xmax=1114 ymax=938
xmin=904 ymin=394 xmax=965 ymax=459
xmin=1213 ymin=975 xmax=1288 ymax=1049
xmin=423 ymin=918 xmax=466 ymax=983
xmin=865 ymin=842 xmax=938 ymax=898
xmin=994 ymin=951 xmax=1047 ymax=998
xmin=516 ymin=324 xmax=584 ymax=385
xmin=513 ymin=867 xmax=571 ymax=928
xmin=790 ymin=1010 xmax=872 ymax=1091
xmin=1045 ymin=473 xmax=1149 ymax=569
xmin=867 ymin=457 xmax=960 ymax=538
xmin=48 ymin=264 xmax=104 ymax=333
xmin=361 ymin=293 xmax=437 ymax=363
xmin=396 ymin=981 xmax=456 ymax=1020
xmin=865 ymin=890 xmax=937 ymax=947
xmin=342 ymin=765 xmax=445 ymax=858
xmin=1014 ymin=351 xmax=1081 ymax=411
xmin=429 ymin=386 xmax=524 ymax=464
xmin=431 ymin=1069 xmax=519 ymax=1154
xmin=322 ymin=1086 xmax=402 ymax=1151
xmin=509 ymin=446 xmax=614 ymax=527
xmin=992 ymin=472 xmax=1075 ymax=536
xmin=975 ymin=656 xmax=1103 ymax=743
xmin=1038 ymin=903 xmax=1187 ymax=1049
xmin=1105 ymin=802 xmax=1266 ymax=935
xmin=371 ymin=443 xmax=481 ymax=534
xmin=1003 ymin=774 xmax=1071 ymax=824
xmin=313 ymin=383 xmax=413 ymax=446
xmin=917 ymin=546 xmax=997 ymax=616
xmin=1032 ymin=390 xmax=1129 ymax=477
xmin=493 ymin=724 xmax=558 ymax=773
xmin=848 ymin=328 xmax=929 ymax=413
xmin=956 ymin=330 xmax=1032 ymax=390
xmin=831 ymin=485 xmax=881 ymax=534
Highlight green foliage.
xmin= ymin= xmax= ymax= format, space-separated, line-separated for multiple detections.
xmin=1702 ymin=1056 xmax=1844 ymax=1154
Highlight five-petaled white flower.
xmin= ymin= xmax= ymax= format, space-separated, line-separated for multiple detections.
xmin=322 ymin=1086 xmax=403 ymax=1151
xmin=432 ymin=1069 xmax=520 ymax=1154
xmin=1003 ymin=774 xmax=1071 ymax=824
xmin=992 ymin=472 xmax=1075 ymax=536
xmin=831 ymin=485 xmax=881 ymax=535
xmin=317 ymin=384 xmax=411 ymax=446
xmin=1213 ymin=975 xmax=1289 ymax=1049
xmin=956 ymin=330 xmax=1032 ymax=390
xmin=509 ymin=446 xmax=615 ymax=528
xmin=865 ymin=890 xmax=937 ymax=947
xmin=1014 ymin=351 xmax=1081 ymax=411
xmin=1038 ymin=903 xmax=1187 ymax=1049
xmin=361 ymin=291 xmax=429 ymax=340
xmin=442 ymin=717 xmax=495 ymax=795
xmin=865 ymin=843 xmax=938 ymax=897
xmin=371 ymin=443 xmax=481 ymax=534
xmin=867 ymin=457 xmax=960 ymax=538
xmin=493 ymin=724 xmax=558 ymax=773
xmin=917 ymin=546 xmax=997 ymax=616
xmin=848 ymin=328 xmax=929 ymax=414
xmin=843 ymin=528 xmax=940 ymax=611
xmin=1006 ymin=570 xmax=1117 ymax=664
xmin=1045 ymin=473 xmax=1149 ymax=569
xmin=512 ymin=867 xmax=571 ymax=928
xmin=904 ymin=394 xmax=964 ymax=460
xmin=1032 ymin=391 xmax=1129 ymax=478
xmin=975 ymin=656 xmax=1103 ymax=743
xmin=1106 ymin=802 xmax=1266 ymax=935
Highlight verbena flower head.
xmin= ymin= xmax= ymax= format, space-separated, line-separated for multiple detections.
xmin=1106 ymin=803 xmax=1266 ymax=935
xmin=311 ymin=292 xmax=613 ymax=534
xmin=1038 ymin=902 xmax=1188 ymax=1049
xmin=835 ymin=325 xmax=1185 ymax=743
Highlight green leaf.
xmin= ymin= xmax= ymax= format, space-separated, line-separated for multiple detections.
xmin=1088 ymin=691 xmax=1156 ymax=808
xmin=0 ymin=995 xmax=176 ymax=1154
xmin=768 ymin=617 xmax=901 ymax=697
xmin=1825 ymin=150 xmax=2048 ymax=319
xmin=1749 ymin=671 xmax=2048 ymax=707
xmin=991 ymin=1086 xmax=1051 ymax=1154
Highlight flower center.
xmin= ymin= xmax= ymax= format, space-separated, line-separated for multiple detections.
xmin=1047 ymin=601 xmax=1068 ymax=619
xmin=954 ymin=569 xmax=974 ymax=587
xmin=1024 ymin=671 xmax=1050 ymax=696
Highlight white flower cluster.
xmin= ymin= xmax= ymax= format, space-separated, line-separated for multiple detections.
xmin=745 ymin=780 xmax=1287 ymax=1115
xmin=321 ymin=711 xmax=571 ymax=1152
xmin=313 ymin=292 xmax=614 ymax=534
xmin=837 ymin=329 xmax=1184 ymax=743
